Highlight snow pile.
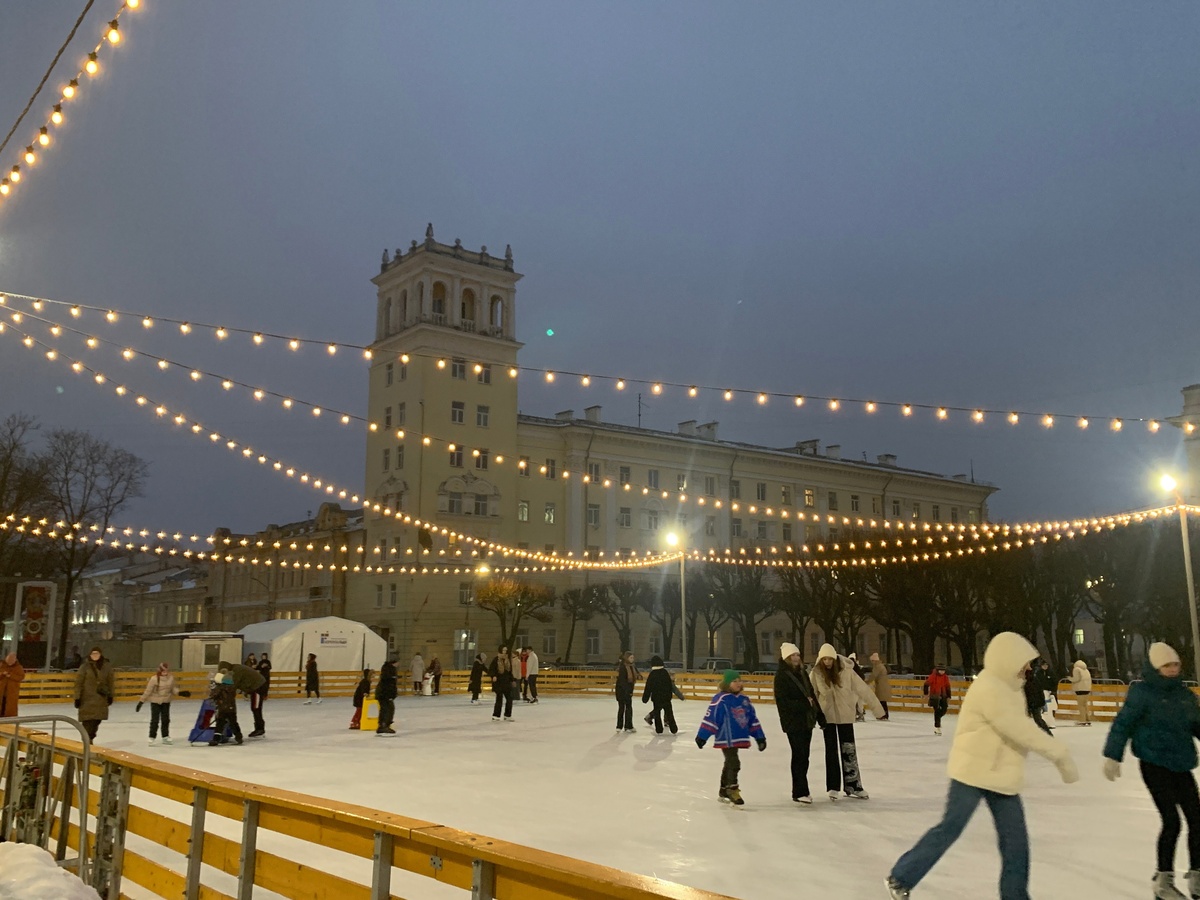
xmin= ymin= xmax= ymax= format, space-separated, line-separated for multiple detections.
xmin=0 ymin=843 xmax=100 ymax=900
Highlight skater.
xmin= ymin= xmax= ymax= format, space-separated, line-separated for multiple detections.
xmin=137 ymin=662 xmax=185 ymax=745
xmin=775 ymin=642 xmax=825 ymax=804
xmin=251 ymin=652 xmax=271 ymax=736
xmin=641 ymin=655 xmax=681 ymax=734
xmin=885 ymin=632 xmax=1079 ymax=900
xmin=1024 ymin=667 xmax=1053 ymax=737
xmin=524 ymin=646 xmax=540 ymax=703
xmin=849 ymin=652 xmax=867 ymax=721
xmin=1069 ymin=658 xmax=1092 ymax=725
xmin=1036 ymin=659 xmax=1058 ymax=707
xmin=489 ymin=646 xmax=514 ymax=721
xmin=0 ymin=652 xmax=25 ymax=718
xmin=810 ymin=643 xmax=884 ymax=800
xmin=209 ymin=673 xmax=243 ymax=746
xmin=350 ymin=668 xmax=372 ymax=729
xmin=695 ymin=670 xmax=767 ymax=806
xmin=304 ymin=653 xmax=321 ymax=703
xmin=870 ymin=652 xmax=892 ymax=720
xmin=924 ymin=664 xmax=953 ymax=735
xmin=614 ymin=651 xmax=640 ymax=732
xmin=426 ymin=656 xmax=443 ymax=695
xmin=410 ymin=653 xmax=424 ymax=695
xmin=73 ymin=646 xmax=114 ymax=742
xmin=468 ymin=653 xmax=487 ymax=703
xmin=1103 ymin=642 xmax=1200 ymax=899
xmin=519 ymin=647 xmax=530 ymax=700
xmin=375 ymin=661 xmax=397 ymax=735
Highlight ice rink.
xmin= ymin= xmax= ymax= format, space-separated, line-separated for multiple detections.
xmin=22 ymin=693 xmax=1157 ymax=899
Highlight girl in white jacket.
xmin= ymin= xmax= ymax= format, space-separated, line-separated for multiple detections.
xmin=138 ymin=663 xmax=181 ymax=746
xmin=886 ymin=632 xmax=1079 ymax=900
xmin=810 ymin=643 xmax=885 ymax=801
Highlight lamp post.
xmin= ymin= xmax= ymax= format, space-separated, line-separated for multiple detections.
xmin=1162 ymin=475 xmax=1200 ymax=683
xmin=666 ymin=532 xmax=687 ymax=670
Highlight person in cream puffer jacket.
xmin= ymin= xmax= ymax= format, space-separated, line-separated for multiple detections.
xmin=886 ymin=632 xmax=1079 ymax=900
xmin=810 ymin=643 xmax=885 ymax=801
xmin=1069 ymin=659 xmax=1093 ymax=725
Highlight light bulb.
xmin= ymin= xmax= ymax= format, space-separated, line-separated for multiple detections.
xmin=24 ymin=148 xmax=35 ymax=164
xmin=127 ymin=0 xmax=139 ymax=8
xmin=107 ymin=21 xmax=120 ymax=43
xmin=106 ymin=310 xmax=117 ymax=322
xmin=156 ymin=359 xmax=168 ymax=370
xmin=63 ymin=80 xmax=78 ymax=99
xmin=142 ymin=316 xmax=153 ymax=328
xmin=85 ymin=53 xmax=99 ymax=76
xmin=936 ymin=408 xmax=948 ymax=420
xmin=1110 ymin=419 xmax=1123 ymax=432
xmin=38 ymin=128 xmax=50 ymax=146
xmin=972 ymin=410 xmax=984 ymax=422
xmin=581 ymin=375 xmax=590 ymax=386
xmin=216 ymin=328 xmax=227 ymax=340
xmin=252 ymin=333 xmax=263 ymax=345
xmin=545 ymin=371 xmax=555 ymax=382
xmin=757 ymin=393 xmax=767 ymax=405
xmin=10 ymin=167 xmax=20 ymax=183
xmin=189 ymin=370 xmax=201 ymax=381
xmin=85 ymin=337 xmax=97 ymax=348
xmin=724 ymin=390 xmax=733 ymax=401
xmin=326 ymin=344 xmax=337 ymax=355
xmin=0 ymin=181 xmax=8 ymax=196
xmin=69 ymin=306 xmax=80 ymax=317
xmin=829 ymin=399 xmax=840 ymax=411
xmin=1008 ymin=412 xmax=1019 ymax=425
xmin=865 ymin=402 xmax=877 ymax=413
xmin=902 ymin=405 xmax=912 ymax=416
xmin=51 ymin=105 xmax=63 ymax=125
xmin=179 ymin=322 xmax=191 ymax=334
xmin=288 ymin=339 xmax=300 ymax=351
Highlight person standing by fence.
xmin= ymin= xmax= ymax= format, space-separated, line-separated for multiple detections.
xmin=870 ymin=652 xmax=892 ymax=720
xmin=468 ymin=653 xmax=487 ymax=703
xmin=924 ymin=665 xmax=953 ymax=736
xmin=351 ymin=669 xmax=372 ymax=730
xmin=410 ymin=653 xmax=425 ymax=695
xmin=524 ymin=647 xmax=540 ymax=703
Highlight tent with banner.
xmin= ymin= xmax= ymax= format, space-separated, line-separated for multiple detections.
xmin=237 ymin=616 xmax=387 ymax=673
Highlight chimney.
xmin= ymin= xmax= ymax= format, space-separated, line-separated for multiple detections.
xmin=584 ymin=405 xmax=602 ymax=423
xmin=796 ymin=439 xmax=820 ymax=455
xmin=555 ymin=410 xmax=574 ymax=421
xmin=825 ymin=444 xmax=841 ymax=460
xmin=696 ymin=421 xmax=719 ymax=441
xmin=876 ymin=453 xmax=897 ymax=466
xmin=677 ymin=420 xmax=697 ymax=436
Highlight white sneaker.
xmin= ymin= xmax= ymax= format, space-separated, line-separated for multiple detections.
xmin=162 ymin=736 xmax=173 ymax=745
xmin=827 ymin=790 xmax=839 ymax=802
xmin=148 ymin=738 xmax=157 ymax=746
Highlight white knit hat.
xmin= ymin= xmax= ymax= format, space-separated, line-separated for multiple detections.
xmin=780 ymin=642 xmax=801 ymax=661
xmin=817 ymin=643 xmax=839 ymax=662
xmin=1149 ymin=642 xmax=1181 ymax=669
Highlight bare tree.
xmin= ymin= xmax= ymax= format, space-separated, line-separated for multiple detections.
xmin=558 ymin=584 xmax=601 ymax=663
xmin=595 ymin=579 xmax=651 ymax=655
xmin=0 ymin=414 xmax=49 ymax=563
xmin=475 ymin=577 xmax=555 ymax=651
xmin=703 ymin=564 xmax=775 ymax=669
xmin=41 ymin=429 xmax=149 ymax=664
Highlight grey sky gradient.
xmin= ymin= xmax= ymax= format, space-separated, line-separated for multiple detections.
xmin=1 ymin=1 xmax=1198 ymax=537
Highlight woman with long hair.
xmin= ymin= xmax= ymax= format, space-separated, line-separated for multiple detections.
xmin=138 ymin=662 xmax=182 ymax=745
xmin=810 ymin=643 xmax=884 ymax=801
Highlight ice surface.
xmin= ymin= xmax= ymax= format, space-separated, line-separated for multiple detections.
xmin=16 ymin=696 xmax=1158 ymax=899
xmin=0 ymin=842 xmax=100 ymax=900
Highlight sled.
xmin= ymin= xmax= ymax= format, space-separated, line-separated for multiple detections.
xmin=187 ymin=699 xmax=233 ymax=745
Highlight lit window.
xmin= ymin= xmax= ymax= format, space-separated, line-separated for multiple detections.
xmin=451 ymin=402 xmax=465 ymax=425
xmin=545 ymin=503 xmax=556 ymax=524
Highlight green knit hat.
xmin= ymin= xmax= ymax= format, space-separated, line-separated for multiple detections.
xmin=720 ymin=669 xmax=741 ymax=689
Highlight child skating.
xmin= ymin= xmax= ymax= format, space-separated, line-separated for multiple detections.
xmin=695 ymin=670 xmax=766 ymax=805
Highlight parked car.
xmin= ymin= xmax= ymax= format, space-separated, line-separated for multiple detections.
xmin=886 ymin=664 xmax=914 ymax=676
xmin=697 ymin=658 xmax=735 ymax=672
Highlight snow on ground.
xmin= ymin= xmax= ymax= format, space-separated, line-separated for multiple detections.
xmin=18 ymin=696 xmax=1155 ymax=899
xmin=0 ymin=842 xmax=101 ymax=900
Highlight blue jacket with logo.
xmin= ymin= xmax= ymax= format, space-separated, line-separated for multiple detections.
xmin=696 ymin=691 xmax=766 ymax=749
xmin=1104 ymin=662 xmax=1200 ymax=773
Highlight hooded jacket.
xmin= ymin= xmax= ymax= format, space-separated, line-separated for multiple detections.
xmin=1069 ymin=660 xmax=1092 ymax=693
xmin=218 ymin=661 xmax=266 ymax=695
xmin=809 ymin=644 xmax=884 ymax=724
xmin=74 ymin=654 xmax=115 ymax=722
xmin=469 ymin=656 xmax=487 ymax=690
xmin=946 ymin=632 xmax=1075 ymax=795
xmin=353 ymin=672 xmax=372 ymax=708
xmin=139 ymin=668 xmax=179 ymax=705
xmin=642 ymin=666 xmax=677 ymax=706
xmin=1104 ymin=660 xmax=1200 ymax=773
xmin=870 ymin=658 xmax=892 ymax=702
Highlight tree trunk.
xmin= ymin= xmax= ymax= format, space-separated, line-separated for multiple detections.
xmin=563 ymin=617 xmax=578 ymax=664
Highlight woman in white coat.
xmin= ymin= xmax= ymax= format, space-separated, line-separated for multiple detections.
xmin=1069 ymin=659 xmax=1093 ymax=725
xmin=886 ymin=632 xmax=1079 ymax=900
xmin=137 ymin=662 xmax=181 ymax=746
xmin=810 ymin=643 xmax=885 ymax=801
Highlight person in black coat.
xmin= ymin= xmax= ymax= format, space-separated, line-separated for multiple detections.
xmin=251 ymin=653 xmax=272 ymax=737
xmin=468 ymin=653 xmax=487 ymax=704
xmin=374 ymin=662 xmax=398 ymax=735
xmin=640 ymin=655 xmax=683 ymax=734
xmin=775 ymin=642 xmax=826 ymax=803
xmin=489 ymin=647 xmax=515 ymax=721
xmin=351 ymin=668 xmax=372 ymax=730
xmin=1024 ymin=667 xmax=1053 ymax=736
xmin=304 ymin=653 xmax=321 ymax=703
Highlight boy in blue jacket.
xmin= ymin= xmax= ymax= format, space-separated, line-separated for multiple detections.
xmin=696 ymin=669 xmax=766 ymax=805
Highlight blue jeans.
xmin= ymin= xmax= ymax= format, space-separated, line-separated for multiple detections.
xmin=891 ymin=779 xmax=1030 ymax=899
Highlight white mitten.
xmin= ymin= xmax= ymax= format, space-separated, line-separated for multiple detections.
xmin=1102 ymin=758 xmax=1121 ymax=782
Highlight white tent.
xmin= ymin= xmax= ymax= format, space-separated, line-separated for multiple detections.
xmin=237 ymin=617 xmax=387 ymax=672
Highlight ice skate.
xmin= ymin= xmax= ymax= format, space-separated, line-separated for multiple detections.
xmin=624 ymin=727 xmax=636 ymax=733
xmin=884 ymin=876 xmax=912 ymax=899
xmin=235 ymin=735 xmax=244 ymax=745
xmin=644 ymin=712 xmax=654 ymax=724
xmin=161 ymin=736 xmax=173 ymax=745
xmin=1153 ymin=871 xmax=1187 ymax=899
xmin=148 ymin=737 xmax=157 ymax=746
xmin=848 ymin=789 xmax=870 ymax=800
xmin=793 ymin=795 xmax=812 ymax=804
xmin=315 ymin=698 xmax=322 ymax=704
xmin=492 ymin=716 xmax=501 ymax=721
xmin=827 ymin=790 xmax=839 ymax=802
xmin=934 ymin=727 xmax=942 ymax=736
xmin=303 ymin=700 xmax=312 ymax=705
xmin=504 ymin=716 xmax=514 ymax=722
xmin=719 ymin=785 xmax=744 ymax=806
xmin=1185 ymin=867 xmax=1200 ymax=898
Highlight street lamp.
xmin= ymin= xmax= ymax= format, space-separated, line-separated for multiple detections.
xmin=665 ymin=532 xmax=687 ymax=670
xmin=1162 ymin=474 xmax=1200 ymax=683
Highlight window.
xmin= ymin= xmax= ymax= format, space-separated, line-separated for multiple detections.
xmin=545 ymin=459 xmax=557 ymax=479
xmin=586 ymin=629 xmax=601 ymax=656
xmin=731 ymin=518 xmax=743 ymax=537
xmin=850 ymin=494 xmax=860 ymax=512
xmin=932 ymin=504 xmax=941 ymax=522
xmin=449 ymin=447 xmax=463 ymax=467
xmin=704 ymin=475 xmax=717 ymax=496
xmin=476 ymin=405 xmax=490 ymax=427
xmin=587 ymin=504 xmax=601 ymax=527
xmin=382 ymin=448 xmax=390 ymax=470
xmin=760 ymin=631 xmax=773 ymax=655
xmin=474 ymin=494 xmax=489 ymax=516
xmin=448 ymin=492 xmax=463 ymax=514
xmin=395 ymin=445 xmax=404 ymax=469
xmin=754 ymin=520 xmax=766 ymax=539
xmin=477 ymin=364 xmax=491 ymax=384
xmin=804 ymin=489 xmax=815 ymax=508
xmin=912 ymin=503 xmax=920 ymax=520
xmin=586 ymin=545 xmax=600 ymax=559
xmin=1074 ymin=628 xmax=1085 ymax=646
xmin=781 ymin=485 xmax=792 ymax=506
xmin=544 ymin=503 xmax=556 ymax=524
xmin=950 ymin=508 xmax=959 ymax=524
xmin=648 ymin=633 xmax=662 ymax=655
xmin=451 ymin=401 xmax=465 ymax=425
xmin=542 ymin=630 xmax=557 ymax=655
xmin=828 ymin=491 xmax=838 ymax=511
xmin=829 ymin=527 xmax=839 ymax=541
xmin=385 ymin=363 xmax=393 ymax=386
xmin=451 ymin=358 xmax=466 ymax=379
xmin=384 ymin=406 xmax=392 ymax=429
xmin=518 ymin=500 xmax=529 ymax=522
xmin=756 ymin=482 xmax=767 ymax=502
xmin=647 ymin=469 xmax=659 ymax=490
xmin=730 ymin=479 xmax=741 ymax=499
xmin=519 ymin=455 xmax=530 ymax=477
xmin=389 ymin=584 xmax=397 ymax=608
xmin=619 ymin=466 xmax=631 ymax=485
xmin=734 ymin=633 xmax=746 ymax=656
xmin=459 ymin=583 xmax=474 ymax=607
xmin=645 ymin=509 xmax=660 ymax=531
xmin=399 ymin=363 xmax=407 ymax=380
xmin=618 ymin=507 xmax=632 ymax=528
xmin=892 ymin=499 xmax=901 ymax=517
xmin=810 ymin=632 xmax=820 ymax=656
xmin=677 ymin=474 xmax=688 ymax=491
xmin=968 ymin=510 xmax=978 ymax=524
xmin=375 ymin=585 xmax=383 ymax=608
xmin=588 ymin=462 xmax=602 ymax=483
xmin=782 ymin=523 xmax=792 ymax=542
xmin=379 ymin=538 xmax=388 ymax=560
xmin=872 ymin=497 xmax=880 ymax=515
xmin=396 ymin=402 xmax=406 ymax=425
xmin=705 ymin=515 xmax=716 ymax=536
xmin=475 ymin=449 xmax=489 ymax=470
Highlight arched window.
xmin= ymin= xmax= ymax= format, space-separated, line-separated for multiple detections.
xmin=461 ymin=288 xmax=476 ymax=325
xmin=432 ymin=282 xmax=447 ymax=321
xmin=490 ymin=295 xmax=504 ymax=330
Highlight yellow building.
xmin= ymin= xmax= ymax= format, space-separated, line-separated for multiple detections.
xmin=350 ymin=227 xmax=997 ymax=668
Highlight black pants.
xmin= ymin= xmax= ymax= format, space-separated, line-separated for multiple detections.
xmin=721 ymin=748 xmax=741 ymax=789
xmin=470 ymin=684 xmax=481 ymax=701
xmin=822 ymin=722 xmax=863 ymax=793
xmin=250 ymin=692 xmax=266 ymax=732
xmin=880 ymin=700 xmax=889 ymax=717
xmin=931 ymin=698 xmax=948 ymax=728
xmin=527 ymin=674 xmax=539 ymax=700
xmin=213 ymin=710 xmax=241 ymax=742
xmin=615 ymin=694 xmax=634 ymax=729
xmin=149 ymin=702 xmax=171 ymax=739
xmin=1030 ymin=710 xmax=1052 ymax=737
xmin=787 ymin=729 xmax=814 ymax=799
xmin=520 ymin=676 xmax=529 ymax=699
xmin=493 ymin=689 xmax=513 ymax=718
xmin=82 ymin=719 xmax=100 ymax=741
xmin=1141 ymin=760 xmax=1200 ymax=871
xmin=377 ymin=698 xmax=395 ymax=732
xmin=649 ymin=700 xmax=677 ymax=734
xmin=431 ymin=674 xmax=441 ymax=695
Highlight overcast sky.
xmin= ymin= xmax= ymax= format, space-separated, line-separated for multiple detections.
xmin=1 ymin=1 xmax=1198 ymax=539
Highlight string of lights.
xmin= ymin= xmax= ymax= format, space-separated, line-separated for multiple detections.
xmin=1 ymin=290 xmax=1185 ymax=435
xmin=0 ymin=1 xmax=140 ymax=209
